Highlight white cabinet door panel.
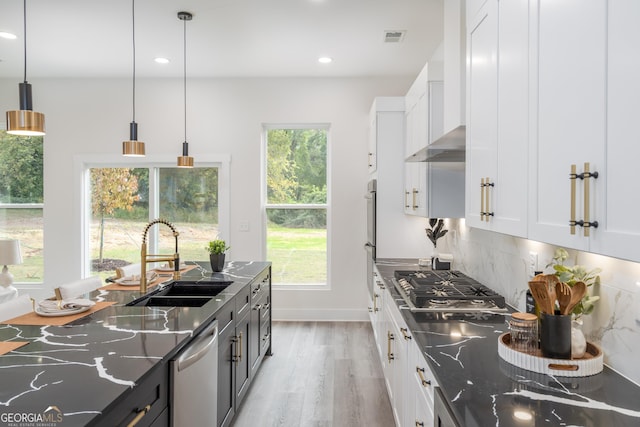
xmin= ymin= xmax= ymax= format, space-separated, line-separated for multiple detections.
xmin=493 ymin=0 xmax=529 ymax=237
xmin=466 ymin=2 xmax=498 ymax=229
xmin=528 ymin=0 xmax=606 ymax=249
xmin=589 ymin=0 xmax=640 ymax=262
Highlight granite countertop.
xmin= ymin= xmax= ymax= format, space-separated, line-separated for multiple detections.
xmin=376 ymin=259 xmax=640 ymax=427
xmin=0 ymin=261 xmax=270 ymax=426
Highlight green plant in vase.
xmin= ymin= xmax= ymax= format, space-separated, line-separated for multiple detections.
xmin=546 ymin=248 xmax=602 ymax=358
xmin=206 ymin=239 xmax=230 ymax=272
xmin=546 ymin=248 xmax=601 ymax=319
xmin=425 ymin=218 xmax=448 ymax=248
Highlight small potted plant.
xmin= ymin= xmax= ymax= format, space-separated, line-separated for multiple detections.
xmin=546 ymin=247 xmax=601 ymax=358
xmin=425 ymin=218 xmax=450 ymax=269
xmin=546 ymin=248 xmax=601 ymax=319
xmin=206 ymin=239 xmax=230 ymax=272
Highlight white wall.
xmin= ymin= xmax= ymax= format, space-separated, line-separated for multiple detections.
xmin=0 ymin=75 xmax=412 ymax=320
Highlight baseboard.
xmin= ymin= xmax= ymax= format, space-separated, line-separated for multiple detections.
xmin=273 ymin=308 xmax=369 ymax=322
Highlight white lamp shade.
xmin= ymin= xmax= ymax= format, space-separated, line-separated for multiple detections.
xmin=0 ymin=240 xmax=23 ymax=265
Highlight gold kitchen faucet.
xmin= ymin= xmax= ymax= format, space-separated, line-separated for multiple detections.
xmin=140 ymin=219 xmax=180 ymax=293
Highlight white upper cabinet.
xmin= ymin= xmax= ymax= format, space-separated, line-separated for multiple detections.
xmin=589 ymin=0 xmax=640 ymax=261
xmin=404 ymin=162 xmax=428 ymax=217
xmin=528 ymin=0 xmax=606 ymax=251
xmin=466 ymin=0 xmax=528 ymax=237
xmin=405 ymin=64 xmax=430 ymax=158
xmin=466 ymin=1 xmax=498 ymax=229
xmin=462 ymin=0 xmax=640 ymax=261
xmin=527 ymin=0 xmax=640 ymax=262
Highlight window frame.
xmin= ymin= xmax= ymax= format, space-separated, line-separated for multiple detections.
xmin=75 ymin=154 xmax=230 ymax=278
xmin=262 ymin=124 xmax=331 ymax=290
xmin=0 ymin=125 xmax=44 ymax=287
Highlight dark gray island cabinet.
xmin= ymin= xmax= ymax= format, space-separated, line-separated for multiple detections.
xmin=0 ymin=261 xmax=272 ymax=427
xmin=90 ymin=362 xmax=170 ymax=427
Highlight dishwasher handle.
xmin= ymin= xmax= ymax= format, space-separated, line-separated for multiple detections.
xmin=175 ymin=320 xmax=218 ymax=372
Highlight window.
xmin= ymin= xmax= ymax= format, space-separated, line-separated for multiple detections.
xmin=0 ymin=129 xmax=44 ymax=283
xmin=83 ymin=156 xmax=229 ymax=279
xmin=264 ymin=126 xmax=329 ymax=286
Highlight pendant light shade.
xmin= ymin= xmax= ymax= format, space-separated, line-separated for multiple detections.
xmin=123 ymin=0 xmax=145 ymax=156
xmin=176 ymin=11 xmax=194 ymax=168
xmin=6 ymin=0 xmax=45 ymax=136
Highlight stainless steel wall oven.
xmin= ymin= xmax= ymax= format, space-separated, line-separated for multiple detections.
xmin=364 ymin=179 xmax=376 ymax=299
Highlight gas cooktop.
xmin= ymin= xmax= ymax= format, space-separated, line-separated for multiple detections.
xmin=393 ymin=270 xmax=507 ymax=313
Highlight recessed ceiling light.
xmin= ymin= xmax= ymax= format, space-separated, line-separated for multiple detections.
xmin=154 ymin=57 xmax=170 ymax=64
xmin=318 ymin=56 xmax=332 ymax=64
xmin=0 ymin=32 xmax=18 ymax=40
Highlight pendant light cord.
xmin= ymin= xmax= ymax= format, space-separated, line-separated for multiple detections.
xmin=132 ymin=0 xmax=136 ymax=123
xmin=22 ymin=0 xmax=27 ymax=82
xmin=183 ymin=16 xmax=187 ymax=143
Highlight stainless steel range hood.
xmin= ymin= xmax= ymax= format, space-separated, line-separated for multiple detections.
xmin=406 ymin=125 xmax=466 ymax=163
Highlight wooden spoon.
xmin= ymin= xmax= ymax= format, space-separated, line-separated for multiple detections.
xmin=565 ymin=281 xmax=587 ymax=315
xmin=528 ymin=281 xmax=554 ymax=315
xmin=556 ymin=281 xmax=572 ymax=315
xmin=546 ymin=276 xmax=559 ymax=313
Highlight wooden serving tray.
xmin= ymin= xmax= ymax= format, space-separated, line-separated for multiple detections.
xmin=498 ymin=333 xmax=603 ymax=377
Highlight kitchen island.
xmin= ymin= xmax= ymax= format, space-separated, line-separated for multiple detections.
xmin=0 ymin=261 xmax=271 ymax=427
xmin=375 ymin=259 xmax=640 ymax=427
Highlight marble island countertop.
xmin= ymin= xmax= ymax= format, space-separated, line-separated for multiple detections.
xmin=376 ymin=259 xmax=640 ymax=427
xmin=0 ymin=261 xmax=270 ymax=427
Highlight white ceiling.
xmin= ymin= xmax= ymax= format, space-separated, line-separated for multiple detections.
xmin=0 ymin=0 xmax=443 ymax=79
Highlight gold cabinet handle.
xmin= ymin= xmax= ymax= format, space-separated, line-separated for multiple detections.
xmin=238 ymin=331 xmax=243 ymax=362
xmin=368 ymin=152 xmax=373 ymax=167
xmin=412 ymin=188 xmax=418 ymax=209
xmin=569 ymin=164 xmax=578 ymax=234
xmin=405 ymin=190 xmax=410 ymax=209
xmin=416 ymin=367 xmax=431 ymax=387
xmin=400 ymin=327 xmax=411 ymax=340
xmin=377 ymin=281 xmax=385 ymax=290
xmin=484 ymin=177 xmax=494 ymax=221
xmin=480 ymin=178 xmax=485 ymax=219
xmin=373 ymin=293 xmax=379 ymax=312
xmin=582 ymin=162 xmax=599 ymax=237
xmin=387 ymin=331 xmax=395 ymax=363
xmin=233 ymin=336 xmax=238 ymax=363
xmin=127 ymin=405 xmax=151 ymax=427
xmin=569 ymin=163 xmax=599 ymax=236
xmin=415 ymin=422 xmax=425 ymax=427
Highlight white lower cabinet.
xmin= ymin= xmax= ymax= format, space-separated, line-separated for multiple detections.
xmin=375 ymin=284 xmax=436 ymax=427
xmin=409 ymin=339 xmax=437 ymax=427
xmin=370 ymin=272 xmax=387 ymax=364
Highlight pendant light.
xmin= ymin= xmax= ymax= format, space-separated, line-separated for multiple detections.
xmin=122 ymin=0 xmax=145 ymax=156
xmin=6 ymin=0 xmax=45 ymax=136
xmin=176 ymin=11 xmax=194 ymax=168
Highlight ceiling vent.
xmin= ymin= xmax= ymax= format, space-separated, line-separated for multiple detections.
xmin=384 ymin=30 xmax=406 ymax=43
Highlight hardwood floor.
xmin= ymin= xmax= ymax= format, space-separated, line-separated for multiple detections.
xmin=231 ymin=322 xmax=395 ymax=427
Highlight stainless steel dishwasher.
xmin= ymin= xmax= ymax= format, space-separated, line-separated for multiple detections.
xmin=171 ymin=320 xmax=218 ymax=427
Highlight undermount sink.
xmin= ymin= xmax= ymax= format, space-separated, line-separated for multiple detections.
xmin=126 ymin=281 xmax=233 ymax=307
xmin=160 ymin=281 xmax=233 ymax=297
xmin=139 ymin=296 xmax=212 ymax=307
